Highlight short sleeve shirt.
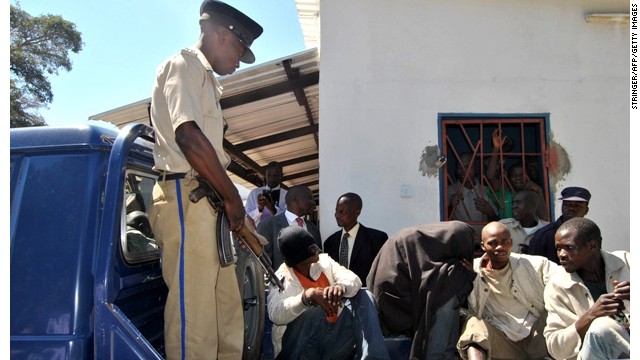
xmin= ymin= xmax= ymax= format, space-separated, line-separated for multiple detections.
xmin=151 ymin=47 xmax=230 ymax=172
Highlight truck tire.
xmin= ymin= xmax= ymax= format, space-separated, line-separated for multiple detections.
xmin=235 ymin=245 xmax=266 ymax=360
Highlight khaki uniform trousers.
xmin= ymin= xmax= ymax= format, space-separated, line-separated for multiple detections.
xmin=150 ymin=177 xmax=243 ymax=360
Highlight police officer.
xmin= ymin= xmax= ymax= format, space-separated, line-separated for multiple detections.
xmin=148 ymin=1 xmax=263 ymax=358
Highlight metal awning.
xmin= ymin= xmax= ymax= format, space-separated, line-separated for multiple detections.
xmin=89 ymin=47 xmax=320 ymax=201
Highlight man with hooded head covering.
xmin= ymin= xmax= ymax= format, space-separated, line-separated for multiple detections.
xmin=367 ymin=220 xmax=477 ymax=360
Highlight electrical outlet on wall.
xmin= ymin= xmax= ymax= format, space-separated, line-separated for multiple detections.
xmin=400 ymin=184 xmax=412 ymax=198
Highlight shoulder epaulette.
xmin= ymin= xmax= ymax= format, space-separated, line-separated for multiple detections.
xmin=181 ymin=48 xmax=198 ymax=57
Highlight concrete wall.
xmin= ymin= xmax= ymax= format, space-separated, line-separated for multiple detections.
xmin=318 ymin=0 xmax=630 ymax=252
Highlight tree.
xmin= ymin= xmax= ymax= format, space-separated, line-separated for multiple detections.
xmin=10 ymin=3 xmax=83 ymax=127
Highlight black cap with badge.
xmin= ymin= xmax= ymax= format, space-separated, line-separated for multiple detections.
xmin=558 ymin=186 xmax=591 ymax=202
xmin=200 ymin=0 xmax=263 ymax=64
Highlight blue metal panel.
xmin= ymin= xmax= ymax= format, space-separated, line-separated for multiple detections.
xmin=10 ymin=124 xmax=162 ymax=359
xmin=93 ymin=123 xmax=163 ymax=359
xmin=10 ymin=150 xmax=106 ymax=359
xmin=10 ymin=125 xmax=118 ymax=150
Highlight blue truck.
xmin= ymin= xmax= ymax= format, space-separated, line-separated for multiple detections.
xmin=10 ymin=123 xmax=270 ymax=359
xmin=10 ymin=123 xmax=411 ymax=360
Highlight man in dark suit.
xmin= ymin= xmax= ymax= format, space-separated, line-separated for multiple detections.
xmin=257 ymin=185 xmax=322 ymax=270
xmin=323 ymin=192 xmax=387 ymax=287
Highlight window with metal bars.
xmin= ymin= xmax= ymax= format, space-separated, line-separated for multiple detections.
xmin=440 ymin=115 xmax=551 ymax=243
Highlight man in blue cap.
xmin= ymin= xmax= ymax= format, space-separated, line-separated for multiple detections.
xmin=148 ymin=1 xmax=262 ymax=358
xmin=529 ymin=186 xmax=591 ymax=263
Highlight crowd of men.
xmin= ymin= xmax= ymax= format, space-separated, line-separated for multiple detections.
xmin=145 ymin=0 xmax=629 ymax=358
xmin=261 ymin=183 xmax=629 ymax=360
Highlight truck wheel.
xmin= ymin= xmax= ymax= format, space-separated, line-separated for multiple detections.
xmin=235 ymin=247 xmax=266 ymax=360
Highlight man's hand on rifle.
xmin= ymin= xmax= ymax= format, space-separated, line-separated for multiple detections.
xmin=223 ymin=195 xmax=245 ymax=232
xmin=235 ymin=216 xmax=254 ymax=252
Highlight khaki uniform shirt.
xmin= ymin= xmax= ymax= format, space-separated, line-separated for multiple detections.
xmin=499 ymin=217 xmax=549 ymax=253
xmin=151 ymin=47 xmax=230 ymax=173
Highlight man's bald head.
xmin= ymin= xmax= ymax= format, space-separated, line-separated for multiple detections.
xmin=480 ymin=221 xmax=513 ymax=269
xmin=285 ymin=185 xmax=316 ymax=216
xmin=481 ymin=221 xmax=509 ymax=242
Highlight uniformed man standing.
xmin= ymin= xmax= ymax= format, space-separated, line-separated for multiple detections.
xmin=148 ymin=1 xmax=263 ymax=359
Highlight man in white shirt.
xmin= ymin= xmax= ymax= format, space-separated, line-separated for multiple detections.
xmin=245 ymin=161 xmax=288 ymax=227
xmin=499 ymin=190 xmax=549 ymax=254
xmin=257 ymin=185 xmax=321 ymax=269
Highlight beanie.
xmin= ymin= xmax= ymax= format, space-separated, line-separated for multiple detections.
xmin=278 ymin=226 xmax=317 ymax=267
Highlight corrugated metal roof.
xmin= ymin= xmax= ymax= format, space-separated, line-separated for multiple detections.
xmin=89 ymin=47 xmax=320 ymax=200
xmin=295 ymin=0 xmax=321 ymax=51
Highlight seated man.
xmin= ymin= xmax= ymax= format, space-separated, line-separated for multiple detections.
xmin=499 ymin=190 xmax=549 ymax=254
xmin=367 ymin=221 xmax=477 ymax=360
xmin=267 ymin=226 xmax=390 ymax=360
xmin=457 ymin=221 xmax=558 ymax=360
xmin=544 ymin=217 xmax=630 ymax=360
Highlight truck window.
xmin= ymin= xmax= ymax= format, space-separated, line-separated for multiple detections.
xmin=121 ymin=171 xmax=159 ymax=263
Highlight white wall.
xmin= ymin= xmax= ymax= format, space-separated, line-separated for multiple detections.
xmin=318 ymin=0 xmax=630 ymax=252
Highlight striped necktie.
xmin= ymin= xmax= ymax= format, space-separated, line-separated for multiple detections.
xmin=295 ymin=217 xmax=304 ymax=227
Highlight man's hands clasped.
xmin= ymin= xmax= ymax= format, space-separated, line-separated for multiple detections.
xmin=303 ymin=285 xmax=344 ymax=317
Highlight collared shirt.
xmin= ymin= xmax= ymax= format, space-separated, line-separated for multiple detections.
xmin=267 ymin=254 xmax=361 ymax=358
xmin=151 ymin=47 xmax=230 ymax=173
xmin=544 ymin=250 xmax=630 ymax=360
xmin=468 ymin=253 xmax=559 ymax=323
xmin=285 ymin=210 xmax=307 ymax=230
xmin=340 ymin=222 xmax=361 ymax=267
xmin=245 ymin=185 xmax=288 ymax=227
xmin=499 ymin=217 xmax=549 ymax=253
xmin=481 ymin=262 xmax=537 ymax=341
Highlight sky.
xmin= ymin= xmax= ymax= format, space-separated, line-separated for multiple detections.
xmin=10 ymin=0 xmax=308 ymax=127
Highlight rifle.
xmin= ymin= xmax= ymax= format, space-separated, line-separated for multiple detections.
xmin=188 ymin=176 xmax=284 ymax=292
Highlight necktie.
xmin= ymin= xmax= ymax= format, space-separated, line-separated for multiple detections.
xmin=339 ymin=233 xmax=349 ymax=267
xmin=295 ymin=217 xmax=304 ymax=227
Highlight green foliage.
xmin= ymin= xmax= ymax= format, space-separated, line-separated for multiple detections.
xmin=10 ymin=3 xmax=83 ymax=127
